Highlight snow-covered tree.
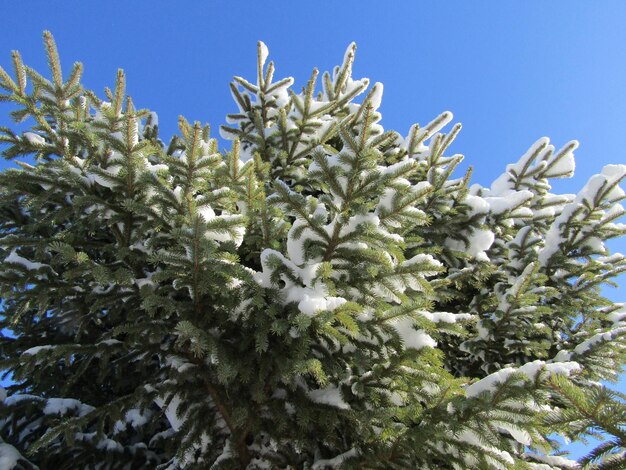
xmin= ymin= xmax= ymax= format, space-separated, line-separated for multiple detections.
xmin=0 ymin=32 xmax=625 ymax=469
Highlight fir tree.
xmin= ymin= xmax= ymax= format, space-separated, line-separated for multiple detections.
xmin=0 ymin=32 xmax=625 ymax=469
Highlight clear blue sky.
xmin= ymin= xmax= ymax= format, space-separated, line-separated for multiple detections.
xmin=1 ymin=0 xmax=625 ymax=459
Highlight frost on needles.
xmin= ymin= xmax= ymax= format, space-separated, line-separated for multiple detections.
xmin=0 ymin=32 xmax=625 ymax=469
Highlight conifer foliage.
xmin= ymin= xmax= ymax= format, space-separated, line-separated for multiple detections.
xmin=0 ymin=32 xmax=625 ymax=469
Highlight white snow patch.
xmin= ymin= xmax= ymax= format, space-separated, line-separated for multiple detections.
xmin=573 ymin=327 xmax=626 ymax=355
xmin=22 ymin=345 xmax=55 ymax=356
xmin=393 ymin=317 xmax=437 ymax=350
xmin=464 ymin=194 xmax=490 ymax=215
xmin=402 ymin=253 xmax=443 ymax=271
xmin=498 ymin=425 xmax=532 ymax=445
xmin=0 ymin=443 xmax=23 ymax=469
xmin=211 ymin=438 xmax=233 ymax=468
xmin=490 ymin=138 xmax=551 ymax=195
xmin=312 ymin=448 xmax=358 ymax=469
xmin=258 ymin=41 xmax=269 ymax=68
xmin=198 ymin=205 xmax=215 ymax=222
xmin=484 ymin=190 xmax=533 ymax=215
xmin=368 ymin=83 xmax=383 ymax=111
xmin=4 ymin=250 xmax=48 ymax=271
xmin=523 ymin=453 xmax=578 ymax=468
xmin=307 ymin=384 xmax=349 ymax=410
xmin=136 ymin=272 xmax=156 ymax=289
xmin=154 ymin=393 xmax=185 ymax=431
xmin=544 ymin=141 xmax=577 ymax=177
xmin=419 ymin=311 xmax=473 ymax=323
xmin=24 ymin=132 xmax=45 ymax=145
xmin=287 ymin=216 xmax=325 ymax=266
xmin=43 ymin=398 xmax=93 ymax=416
xmin=126 ymin=408 xmax=149 ymax=428
xmin=608 ymin=306 xmax=626 ymax=325
xmin=457 ymin=430 xmax=514 ymax=465
xmin=466 ymin=360 xmax=580 ymax=397
xmin=96 ymin=437 xmax=123 ymax=452
xmin=539 ymin=164 xmax=626 ymax=265
xmin=88 ymin=165 xmax=121 ymax=188
xmin=446 ymin=229 xmax=494 ymax=261
xmin=256 ymin=249 xmax=347 ymax=318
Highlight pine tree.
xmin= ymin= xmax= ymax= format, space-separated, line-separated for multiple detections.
xmin=0 ymin=32 xmax=625 ymax=469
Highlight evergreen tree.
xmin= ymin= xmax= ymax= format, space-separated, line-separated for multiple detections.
xmin=0 ymin=32 xmax=624 ymax=469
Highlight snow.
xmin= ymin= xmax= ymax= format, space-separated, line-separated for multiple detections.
xmin=499 ymin=425 xmax=531 ymax=446
xmin=572 ymin=327 xmax=626 ymax=355
xmin=342 ymin=42 xmax=356 ymax=68
xmin=446 ymin=228 xmax=494 ymax=261
xmin=393 ymin=317 xmax=437 ymax=350
xmin=24 ymin=132 xmax=45 ymax=145
xmin=126 ymin=408 xmax=149 ymax=428
xmin=145 ymin=162 xmax=168 ymax=174
xmin=148 ymin=111 xmax=159 ymax=127
xmin=22 ymin=345 xmax=55 ymax=355
xmin=608 ymin=306 xmax=626 ymax=325
xmin=418 ymin=311 xmax=473 ymax=323
xmin=497 ymin=263 xmax=537 ymax=312
xmin=173 ymin=186 xmax=183 ymax=203
xmin=195 ymin=203 xmax=245 ymax=247
xmin=492 ymin=138 xmax=551 ymax=193
xmin=605 ymin=203 xmax=625 ymax=222
xmin=466 ymin=368 xmax=514 ymax=398
xmin=205 ymin=216 xmax=245 ymax=247
xmin=286 ymin=216 xmax=324 ymax=266
xmin=339 ymin=213 xmax=402 ymax=244
xmin=464 ymin=193 xmax=490 ymax=215
xmin=523 ymin=453 xmax=578 ymax=468
xmin=427 ymin=111 xmax=453 ymax=137
xmin=306 ymin=384 xmax=349 ymax=410
xmin=129 ymin=239 xmax=152 ymax=254
xmin=0 ymin=443 xmax=22 ymax=469
xmin=543 ymin=362 xmax=581 ymax=375
xmin=4 ymin=250 xmax=48 ymax=271
xmin=298 ymin=293 xmax=347 ymax=316
xmin=457 ymin=430 xmax=514 ymax=466
xmin=489 ymin=138 xmax=554 ymax=195
xmin=483 ymin=190 xmax=533 ymax=215
xmin=153 ymin=393 xmax=185 ymax=432
xmin=521 ymin=137 xmax=551 ymax=167
xmin=312 ymin=448 xmax=358 ymax=469
xmin=96 ymin=437 xmax=123 ymax=452
xmin=211 ymin=439 xmax=233 ymax=469
xmin=43 ymin=398 xmax=93 ymax=416
xmin=544 ymin=141 xmax=577 ymax=178
xmin=257 ymin=246 xmax=353 ymax=318
xmin=89 ymin=165 xmax=121 ymax=188
xmin=309 ymin=151 xmax=351 ymax=173
xmin=368 ymin=83 xmax=383 ymax=110
xmin=308 ymin=100 xmax=329 ymax=115
xmin=342 ymin=77 xmax=369 ymax=100
xmin=539 ymin=164 xmax=626 ymax=265
xmin=580 ymin=235 xmax=606 ymax=253
xmin=402 ymin=253 xmax=443 ymax=272
xmin=465 ymin=360 xmax=580 ymax=397
xmin=258 ymin=41 xmax=269 ymax=68
xmin=602 ymin=163 xmax=626 ymax=180
xmin=3 ymin=394 xmax=41 ymax=407
xmin=114 ymin=408 xmax=149 ymax=433
xmin=592 ymin=165 xmax=626 ymax=202
xmin=271 ymin=81 xmax=292 ymax=108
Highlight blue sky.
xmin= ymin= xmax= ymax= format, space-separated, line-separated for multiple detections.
xmin=1 ymin=0 xmax=625 ymax=459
